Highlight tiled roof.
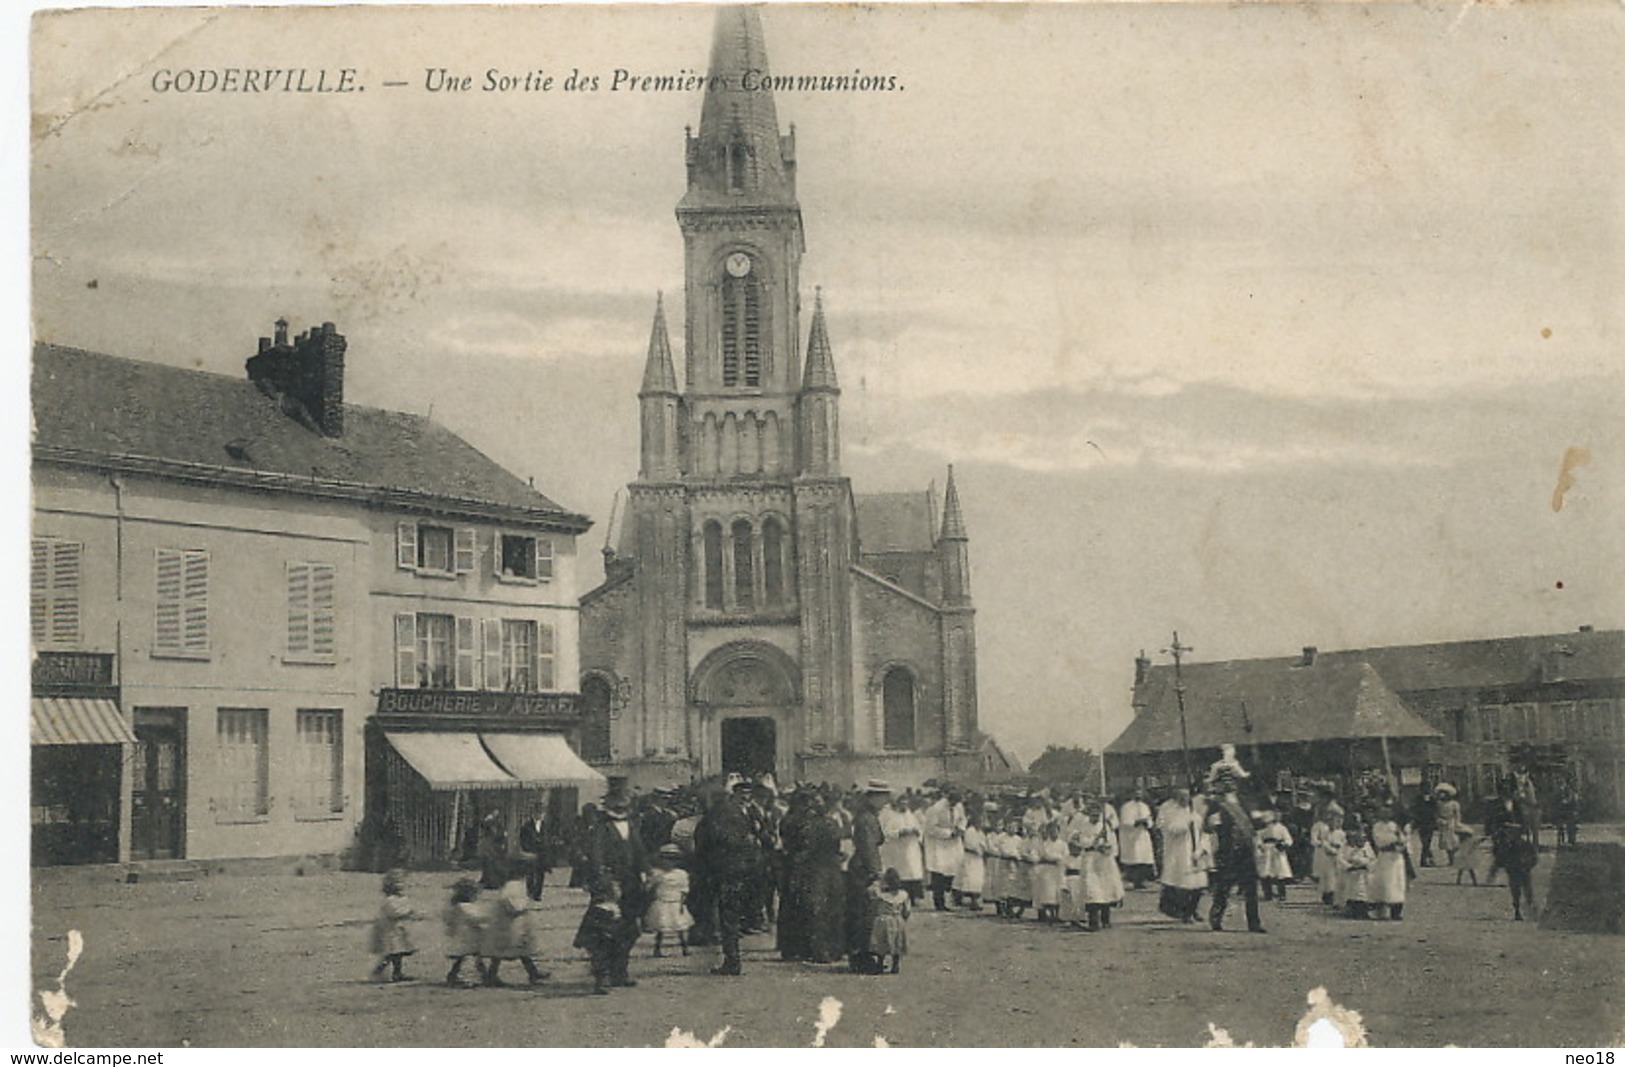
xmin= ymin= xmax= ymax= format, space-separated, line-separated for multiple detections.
xmin=1110 ymin=628 xmax=1625 ymax=755
xmin=855 ymin=491 xmax=936 ymax=554
xmin=33 ymin=343 xmax=589 ymax=528
xmin=1109 ymin=658 xmax=1440 ymax=754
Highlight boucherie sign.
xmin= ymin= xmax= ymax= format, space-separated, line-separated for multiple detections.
xmin=376 ymin=688 xmax=573 ymax=719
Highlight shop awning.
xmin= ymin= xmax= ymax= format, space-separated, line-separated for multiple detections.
xmin=384 ymin=731 xmax=524 ymax=791
xmin=481 ymin=732 xmax=607 ymax=791
xmin=31 ymin=697 xmax=136 ymax=746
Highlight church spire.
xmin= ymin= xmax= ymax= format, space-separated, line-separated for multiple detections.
xmin=801 ymin=287 xmax=839 ymax=391
xmin=640 ymin=292 xmax=678 ymax=396
xmin=940 ymin=464 xmax=967 ymax=541
xmin=684 ymin=5 xmax=797 ymax=205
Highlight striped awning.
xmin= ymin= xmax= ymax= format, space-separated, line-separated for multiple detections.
xmin=384 ymin=731 xmax=525 ymax=791
xmin=481 ymin=732 xmax=607 ymax=792
xmin=31 ymin=697 xmax=137 ymax=746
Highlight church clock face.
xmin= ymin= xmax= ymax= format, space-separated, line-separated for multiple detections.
xmin=725 ymin=251 xmax=753 ymax=278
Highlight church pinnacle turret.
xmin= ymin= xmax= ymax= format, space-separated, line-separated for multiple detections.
xmin=640 ymin=292 xmax=678 ymax=397
xmin=638 ymin=293 xmax=682 ymax=480
xmin=940 ymin=464 xmax=971 ymax=604
xmin=802 ymin=287 xmax=838 ymax=392
xmin=940 ymin=464 xmax=967 ymax=541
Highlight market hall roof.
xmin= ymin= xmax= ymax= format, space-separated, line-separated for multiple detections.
xmin=32 ymin=342 xmax=591 ymax=531
xmin=1108 ymin=657 xmax=1441 ymax=755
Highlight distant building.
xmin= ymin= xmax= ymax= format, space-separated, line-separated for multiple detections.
xmin=578 ymin=8 xmax=981 ymax=790
xmin=31 ymin=322 xmax=599 ymax=867
xmin=1106 ymin=629 xmax=1624 ymax=816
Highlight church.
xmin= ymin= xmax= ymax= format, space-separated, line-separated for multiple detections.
xmin=579 ymin=8 xmax=980 ymax=791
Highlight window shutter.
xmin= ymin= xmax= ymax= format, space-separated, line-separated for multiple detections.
xmin=396 ymin=522 xmax=417 ymax=570
xmin=493 ymin=534 xmax=506 ymax=576
xmin=482 ymin=619 xmax=502 ymax=691
xmin=455 ymin=616 xmax=476 ymax=689
xmin=155 ymin=549 xmax=183 ymax=652
xmin=182 ymin=550 xmax=209 ymax=652
xmin=287 ymin=562 xmax=310 ymax=655
xmin=537 ymin=622 xmax=555 ymax=690
xmin=454 ymin=528 xmax=477 ymax=574
xmin=311 ymin=564 xmax=336 ymax=657
xmin=51 ymin=541 xmax=81 ymax=645
xmin=535 ymin=537 xmax=553 ymax=581
xmin=30 ymin=540 xmax=48 ymax=644
xmin=394 ymin=613 xmax=416 ymax=687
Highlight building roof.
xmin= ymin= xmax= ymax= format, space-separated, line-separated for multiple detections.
xmin=33 ymin=342 xmax=590 ymax=529
xmin=1344 ymin=629 xmax=1625 ymax=692
xmin=855 ymin=491 xmax=936 ymax=554
xmin=1109 ymin=657 xmax=1441 ymax=755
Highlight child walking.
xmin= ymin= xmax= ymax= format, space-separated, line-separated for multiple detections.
xmin=645 ymin=844 xmax=693 ymax=957
xmin=868 ymin=868 xmax=911 ymax=975
xmin=369 ymin=869 xmax=417 ymax=982
xmin=441 ymin=877 xmax=485 ymax=987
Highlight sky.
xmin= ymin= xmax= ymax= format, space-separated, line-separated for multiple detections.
xmin=24 ymin=1 xmax=1624 ymax=764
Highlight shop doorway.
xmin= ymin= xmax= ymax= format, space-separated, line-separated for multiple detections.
xmin=131 ymin=709 xmax=186 ymax=860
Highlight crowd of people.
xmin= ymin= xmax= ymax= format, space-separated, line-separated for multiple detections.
xmin=367 ymin=747 xmax=1556 ymax=989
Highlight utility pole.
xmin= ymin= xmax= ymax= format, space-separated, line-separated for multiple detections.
xmin=1164 ymin=631 xmax=1195 ymax=790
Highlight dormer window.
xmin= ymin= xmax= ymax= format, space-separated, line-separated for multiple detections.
xmin=727 ymin=138 xmax=749 ymax=193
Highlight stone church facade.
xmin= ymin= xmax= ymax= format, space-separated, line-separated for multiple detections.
xmin=579 ymin=8 xmax=979 ymax=790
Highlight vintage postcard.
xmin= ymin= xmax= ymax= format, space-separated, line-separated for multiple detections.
xmin=22 ymin=1 xmax=1621 ymax=1051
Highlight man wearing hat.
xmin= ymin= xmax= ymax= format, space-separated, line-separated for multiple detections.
xmin=694 ymin=778 xmax=762 ymax=975
xmin=581 ymin=786 xmax=650 ymax=987
xmin=1204 ymin=769 xmax=1266 ymax=933
xmin=845 ymin=779 xmax=890 ymax=974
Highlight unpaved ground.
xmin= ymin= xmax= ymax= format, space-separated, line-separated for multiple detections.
xmin=29 ymin=860 xmax=1621 ymax=1048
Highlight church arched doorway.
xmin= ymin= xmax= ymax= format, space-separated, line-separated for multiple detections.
xmin=690 ymin=641 xmax=800 ymax=782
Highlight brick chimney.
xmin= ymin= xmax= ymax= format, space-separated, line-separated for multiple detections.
xmin=1133 ymin=650 xmax=1151 ymax=687
xmin=246 ymin=318 xmax=346 ymax=437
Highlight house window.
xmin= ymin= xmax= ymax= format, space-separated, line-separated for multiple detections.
xmin=882 ymin=667 xmax=917 ymax=751
xmin=286 ymin=562 xmax=336 ymax=660
xmin=580 ymin=676 xmax=613 ymax=762
xmin=703 ymin=522 xmax=725 ymax=610
xmin=1582 ymin=700 xmax=1615 ymax=741
xmin=31 ymin=537 xmax=83 ymax=648
xmin=498 ymin=534 xmax=553 ymax=582
xmin=1507 ymin=703 xmax=1537 ymax=743
xmin=732 ymin=519 xmax=755 ymax=610
xmin=216 ymin=708 xmax=268 ymax=822
xmin=1479 ymin=706 xmax=1502 ymax=743
xmin=396 ymin=522 xmax=475 ymax=576
xmin=155 ymin=548 xmax=209 ymax=657
xmin=502 ymin=619 xmax=536 ymax=691
xmin=1547 ymin=702 xmax=1571 ymax=743
xmin=292 ymin=709 xmax=343 ymax=819
xmin=415 ymin=613 xmax=455 ymax=688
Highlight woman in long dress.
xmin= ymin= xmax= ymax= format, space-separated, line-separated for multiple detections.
xmin=1368 ymin=806 xmax=1409 ymax=920
xmin=1156 ymin=789 xmax=1208 ymax=923
xmin=958 ymin=809 xmax=987 ymax=910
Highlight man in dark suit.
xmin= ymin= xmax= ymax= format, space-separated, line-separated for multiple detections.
xmin=695 ymin=780 xmax=763 ymax=975
xmin=582 ymin=788 xmax=649 ymax=987
xmin=1206 ymin=771 xmax=1265 ymax=934
xmin=845 ymin=780 xmax=890 ymax=974
xmin=517 ymin=803 xmax=552 ymax=901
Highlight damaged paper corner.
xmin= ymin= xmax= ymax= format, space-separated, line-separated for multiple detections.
xmin=1293 ymin=986 xmax=1367 ymax=1048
